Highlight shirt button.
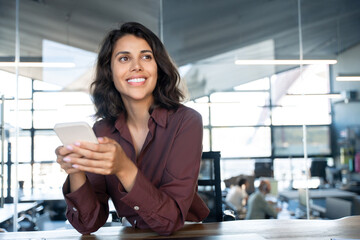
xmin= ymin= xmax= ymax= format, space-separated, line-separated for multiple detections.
xmin=133 ymin=206 xmax=139 ymax=211
xmin=72 ymin=207 xmax=77 ymax=212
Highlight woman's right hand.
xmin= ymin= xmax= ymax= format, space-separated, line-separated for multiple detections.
xmin=56 ymin=145 xmax=87 ymax=192
xmin=55 ymin=145 xmax=83 ymax=174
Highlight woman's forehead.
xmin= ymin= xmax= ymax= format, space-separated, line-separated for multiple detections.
xmin=113 ymin=35 xmax=152 ymax=53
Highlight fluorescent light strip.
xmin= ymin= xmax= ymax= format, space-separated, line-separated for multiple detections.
xmin=0 ymin=62 xmax=75 ymax=68
xmin=336 ymin=76 xmax=360 ymax=81
xmin=234 ymin=59 xmax=337 ymax=65
xmin=286 ymin=93 xmax=342 ymax=99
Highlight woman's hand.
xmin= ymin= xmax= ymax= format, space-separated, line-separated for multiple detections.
xmin=56 ymin=145 xmax=86 ymax=192
xmin=62 ymin=137 xmax=138 ymax=192
xmin=55 ymin=146 xmax=82 ymax=174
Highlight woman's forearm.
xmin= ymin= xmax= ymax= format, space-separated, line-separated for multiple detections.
xmin=69 ymin=172 xmax=87 ymax=192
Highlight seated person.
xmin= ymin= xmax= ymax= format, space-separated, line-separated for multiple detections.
xmin=245 ymin=180 xmax=280 ymax=219
xmin=55 ymin=22 xmax=209 ymax=236
xmin=225 ymin=178 xmax=248 ymax=214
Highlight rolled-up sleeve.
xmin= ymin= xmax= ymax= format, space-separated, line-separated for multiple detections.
xmin=121 ymin=110 xmax=204 ymax=235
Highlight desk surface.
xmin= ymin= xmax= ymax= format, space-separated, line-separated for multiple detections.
xmin=279 ymin=188 xmax=357 ymax=200
xmin=1 ymin=215 xmax=360 ymax=240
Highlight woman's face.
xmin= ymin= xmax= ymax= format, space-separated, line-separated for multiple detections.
xmin=111 ymin=34 xmax=158 ymax=107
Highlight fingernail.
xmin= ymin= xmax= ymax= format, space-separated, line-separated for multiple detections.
xmin=74 ymin=142 xmax=80 ymax=146
xmin=63 ymin=157 xmax=71 ymax=162
xmin=66 ymin=145 xmax=73 ymax=150
xmin=97 ymin=137 xmax=103 ymax=142
xmin=72 ymin=164 xmax=79 ymax=169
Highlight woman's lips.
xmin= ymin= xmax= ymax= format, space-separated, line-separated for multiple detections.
xmin=127 ymin=78 xmax=146 ymax=86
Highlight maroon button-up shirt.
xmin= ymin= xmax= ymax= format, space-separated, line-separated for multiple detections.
xmin=62 ymin=105 xmax=209 ymax=235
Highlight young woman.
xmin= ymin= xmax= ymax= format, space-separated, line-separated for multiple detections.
xmin=55 ymin=22 xmax=209 ymax=236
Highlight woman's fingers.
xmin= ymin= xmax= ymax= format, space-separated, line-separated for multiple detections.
xmin=65 ymin=137 xmax=118 ymax=160
xmin=57 ymin=158 xmax=80 ymax=174
xmin=55 ymin=145 xmax=83 ymax=173
xmin=55 ymin=145 xmax=73 ymax=156
xmin=71 ymin=164 xmax=111 ymax=175
xmin=59 ymin=137 xmax=127 ymax=175
xmin=65 ymin=144 xmax=109 ymax=161
xmin=64 ymin=153 xmax=117 ymax=172
xmin=75 ymin=137 xmax=117 ymax=152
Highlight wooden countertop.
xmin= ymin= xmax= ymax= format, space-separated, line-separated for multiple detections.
xmin=1 ymin=215 xmax=360 ymax=239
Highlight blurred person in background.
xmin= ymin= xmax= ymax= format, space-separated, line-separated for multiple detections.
xmin=225 ymin=178 xmax=249 ymax=215
xmin=245 ymin=180 xmax=281 ymax=219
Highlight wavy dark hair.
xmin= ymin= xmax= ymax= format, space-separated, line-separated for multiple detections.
xmin=90 ymin=22 xmax=184 ymax=121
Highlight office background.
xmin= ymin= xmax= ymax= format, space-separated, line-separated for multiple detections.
xmin=1 ymin=0 xmax=360 ymax=231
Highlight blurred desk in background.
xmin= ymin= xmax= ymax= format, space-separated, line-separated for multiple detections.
xmin=0 ymin=202 xmax=38 ymax=231
xmin=19 ymin=188 xmax=64 ymax=202
xmin=0 ymin=202 xmax=37 ymax=223
xmin=279 ymin=188 xmax=358 ymax=219
xmin=279 ymin=188 xmax=357 ymax=200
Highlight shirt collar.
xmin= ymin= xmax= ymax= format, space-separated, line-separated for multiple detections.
xmin=149 ymin=107 xmax=169 ymax=128
xmin=113 ymin=107 xmax=170 ymax=133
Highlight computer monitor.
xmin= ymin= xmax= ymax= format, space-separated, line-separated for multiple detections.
xmin=325 ymin=167 xmax=341 ymax=185
xmin=254 ymin=161 xmax=273 ymax=178
xmin=310 ymin=159 xmax=328 ymax=181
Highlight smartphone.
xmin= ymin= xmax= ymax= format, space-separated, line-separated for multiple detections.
xmin=54 ymin=122 xmax=98 ymax=146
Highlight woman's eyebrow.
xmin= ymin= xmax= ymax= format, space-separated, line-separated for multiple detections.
xmin=114 ymin=51 xmax=130 ymax=57
xmin=141 ymin=50 xmax=153 ymax=54
xmin=114 ymin=49 xmax=153 ymax=57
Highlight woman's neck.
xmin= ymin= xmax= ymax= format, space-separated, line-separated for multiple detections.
xmin=124 ymin=99 xmax=152 ymax=130
xmin=124 ymin=99 xmax=153 ymax=157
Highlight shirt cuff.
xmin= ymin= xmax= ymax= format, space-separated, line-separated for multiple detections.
xmin=120 ymin=170 xmax=160 ymax=216
xmin=62 ymin=176 xmax=98 ymax=215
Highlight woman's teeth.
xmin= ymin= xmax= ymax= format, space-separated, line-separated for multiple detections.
xmin=128 ymin=78 xmax=145 ymax=83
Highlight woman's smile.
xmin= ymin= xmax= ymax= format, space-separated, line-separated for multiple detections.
xmin=127 ymin=77 xmax=146 ymax=86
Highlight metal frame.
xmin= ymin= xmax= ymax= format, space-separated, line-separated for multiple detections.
xmin=1 ymin=95 xmax=5 ymax=207
xmin=198 ymin=151 xmax=222 ymax=222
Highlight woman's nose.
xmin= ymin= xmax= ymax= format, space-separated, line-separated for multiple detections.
xmin=130 ymin=59 xmax=143 ymax=72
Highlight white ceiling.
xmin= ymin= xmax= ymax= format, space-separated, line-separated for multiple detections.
xmin=1 ymin=0 xmax=360 ymax=98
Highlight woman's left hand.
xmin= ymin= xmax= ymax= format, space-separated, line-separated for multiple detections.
xmin=63 ymin=137 xmax=138 ymax=191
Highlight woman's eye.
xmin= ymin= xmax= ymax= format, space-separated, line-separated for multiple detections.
xmin=142 ymin=55 xmax=153 ymax=61
xmin=119 ymin=56 xmax=129 ymax=62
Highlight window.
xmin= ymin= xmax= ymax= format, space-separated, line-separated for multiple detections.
xmin=221 ymin=159 xmax=255 ymax=180
xmin=212 ymin=127 xmax=271 ymax=158
xmin=186 ymin=65 xmax=333 ymax=188
xmin=33 ymin=91 xmax=95 ymax=129
xmin=0 ymin=69 xmax=95 ymax=191
xmin=273 ymin=126 xmax=331 ymax=157
xmin=271 ymin=65 xmax=332 ymax=125
xmin=34 ymin=130 xmax=62 ymax=162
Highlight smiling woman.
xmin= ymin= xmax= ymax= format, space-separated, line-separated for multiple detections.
xmin=54 ymin=22 xmax=209 ymax=236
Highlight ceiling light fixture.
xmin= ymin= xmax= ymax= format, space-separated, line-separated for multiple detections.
xmin=234 ymin=59 xmax=337 ymax=65
xmin=336 ymin=76 xmax=360 ymax=81
xmin=286 ymin=93 xmax=342 ymax=99
xmin=0 ymin=62 xmax=76 ymax=68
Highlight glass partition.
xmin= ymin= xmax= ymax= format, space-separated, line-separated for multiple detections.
xmin=1 ymin=0 xmax=360 ymax=232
